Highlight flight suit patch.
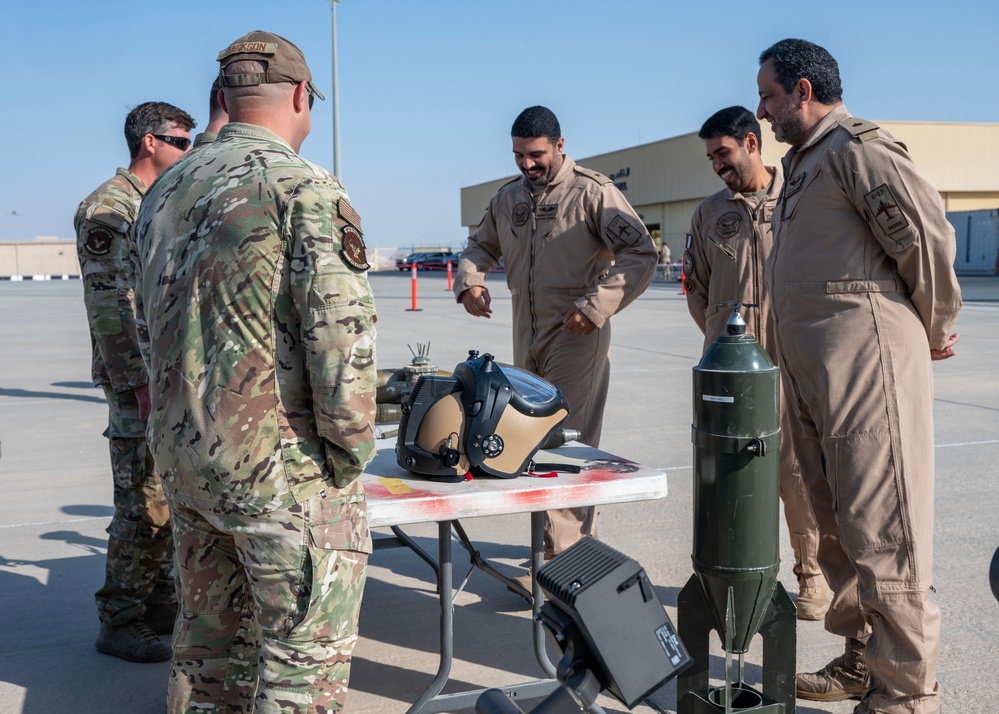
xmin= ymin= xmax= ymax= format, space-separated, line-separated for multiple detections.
xmin=716 ymin=212 xmax=742 ymax=238
xmin=338 ymin=198 xmax=362 ymax=232
xmin=685 ymin=233 xmax=693 ymax=250
xmin=512 ymin=202 xmax=530 ymax=226
xmin=607 ymin=215 xmax=642 ymax=243
xmin=682 ymin=251 xmax=693 ymax=276
xmin=783 ymin=172 xmax=806 ymax=199
xmin=536 ymin=204 xmax=558 ymax=219
xmin=339 ymin=227 xmax=370 ymax=271
xmin=865 ymin=184 xmax=910 ymax=235
xmin=85 ymin=228 xmax=114 ymax=256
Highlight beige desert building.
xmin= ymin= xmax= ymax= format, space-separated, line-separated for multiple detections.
xmin=460 ymin=121 xmax=999 ymax=274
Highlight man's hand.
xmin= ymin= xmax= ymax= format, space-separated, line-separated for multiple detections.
xmin=562 ymin=306 xmax=597 ymax=335
xmin=135 ymin=384 xmax=151 ymax=421
xmin=930 ymin=332 xmax=960 ymax=361
xmin=460 ymin=286 xmax=492 ymax=318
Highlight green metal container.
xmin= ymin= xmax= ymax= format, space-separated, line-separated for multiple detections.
xmin=690 ymin=314 xmax=780 ymax=655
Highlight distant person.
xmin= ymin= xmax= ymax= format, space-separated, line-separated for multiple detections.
xmin=757 ymin=38 xmax=961 ymax=714
xmin=74 ymin=100 xmax=195 ymax=662
xmin=135 ymin=31 xmax=376 ymax=713
xmin=192 ymin=76 xmax=228 ymax=149
xmin=684 ymin=105 xmax=831 ymax=620
xmin=659 ymin=241 xmax=671 ymax=265
xmin=455 ymin=106 xmax=658 ymax=567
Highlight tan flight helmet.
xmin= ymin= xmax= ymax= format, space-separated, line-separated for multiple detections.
xmin=396 ymin=351 xmax=570 ymax=481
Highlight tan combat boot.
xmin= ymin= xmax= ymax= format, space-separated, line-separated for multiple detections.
xmin=796 ymin=576 xmax=832 ymax=620
xmin=95 ymin=618 xmax=172 ymax=663
xmin=797 ymin=637 xmax=870 ymax=701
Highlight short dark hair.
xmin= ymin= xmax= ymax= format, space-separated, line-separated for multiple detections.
xmin=759 ymin=38 xmax=842 ymax=105
xmin=699 ymin=106 xmax=763 ymax=149
xmin=124 ymin=101 xmax=196 ymax=159
xmin=511 ymin=106 xmax=561 ymax=142
xmin=209 ymin=77 xmax=223 ymax=118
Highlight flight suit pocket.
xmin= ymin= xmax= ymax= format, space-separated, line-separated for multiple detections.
xmin=779 ymin=166 xmax=823 ymax=221
xmin=707 ymin=236 xmax=736 ymax=261
xmin=827 ymin=431 xmax=906 ymax=550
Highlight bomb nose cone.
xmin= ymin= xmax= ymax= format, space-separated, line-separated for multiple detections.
xmin=726 ymin=310 xmax=747 ymax=335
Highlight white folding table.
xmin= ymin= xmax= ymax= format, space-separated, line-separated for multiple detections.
xmin=363 ymin=441 xmax=669 ymax=713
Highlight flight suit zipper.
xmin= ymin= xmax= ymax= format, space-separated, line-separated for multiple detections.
xmin=527 ymin=184 xmax=545 ymax=358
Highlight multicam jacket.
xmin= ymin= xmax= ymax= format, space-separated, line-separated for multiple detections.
xmin=75 ymin=169 xmax=148 ymax=394
xmin=134 ymin=123 xmax=377 ymax=515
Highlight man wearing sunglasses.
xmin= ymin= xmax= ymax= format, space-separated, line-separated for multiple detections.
xmin=135 ymin=31 xmax=376 ymax=714
xmin=74 ymin=100 xmax=194 ymax=663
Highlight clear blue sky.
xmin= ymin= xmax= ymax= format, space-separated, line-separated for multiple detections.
xmin=2 ymin=0 xmax=996 ymax=250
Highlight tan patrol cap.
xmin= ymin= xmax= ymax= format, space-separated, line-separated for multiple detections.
xmin=217 ymin=30 xmax=325 ymax=101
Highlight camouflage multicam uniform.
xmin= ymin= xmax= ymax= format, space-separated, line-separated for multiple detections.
xmin=135 ymin=122 xmax=377 ymax=714
xmin=74 ymin=169 xmax=174 ymax=627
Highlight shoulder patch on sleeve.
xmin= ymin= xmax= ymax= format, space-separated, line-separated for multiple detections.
xmin=864 ymin=184 xmax=910 ymax=235
xmin=84 ymin=227 xmax=115 ymax=256
xmin=572 ymin=165 xmax=613 ymax=185
xmin=606 ymin=215 xmax=643 ymax=243
xmin=338 ymin=198 xmax=362 ymax=233
xmin=838 ymin=117 xmax=881 ymax=143
xmin=339 ymin=226 xmax=370 ymax=271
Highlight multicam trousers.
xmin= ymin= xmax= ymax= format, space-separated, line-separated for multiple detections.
xmin=166 ymin=477 xmax=370 ymax=714
xmin=96 ymin=385 xmax=173 ymax=625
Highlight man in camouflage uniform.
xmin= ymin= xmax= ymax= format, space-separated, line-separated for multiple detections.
xmin=191 ymin=76 xmax=228 ymax=150
xmin=757 ymin=39 xmax=961 ymax=714
xmin=135 ymin=31 xmax=376 ymax=714
xmin=685 ymin=105 xmax=831 ymax=621
xmin=75 ymin=101 xmax=194 ymax=662
xmin=455 ymin=106 xmax=658 ymax=563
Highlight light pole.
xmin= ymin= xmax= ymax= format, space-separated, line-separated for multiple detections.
xmin=330 ymin=0 xmax=342 ymax=179
xmin=9 ymin=211 xmax=21 ymax=278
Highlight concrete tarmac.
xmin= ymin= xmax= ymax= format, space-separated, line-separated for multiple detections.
xmin=0 ymin=272 xmax=996 ymax=713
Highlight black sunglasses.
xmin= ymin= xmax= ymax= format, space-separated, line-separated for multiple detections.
xmin=152 ymin=134 xmax=191 ymax=151
xmin=307 ymin=87 xmax=316 ymax=110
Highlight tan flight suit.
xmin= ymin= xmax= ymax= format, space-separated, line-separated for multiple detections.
xmin=684 ymin=167 xmax=825 ymax=592
xmin=769 ymin=105 xmax=962 ymax=714
xmin=456 ymin=156 xmax=658 ymax=553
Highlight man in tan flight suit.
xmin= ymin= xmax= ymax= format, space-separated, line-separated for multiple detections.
xmin=756 ymin=39 xmax=961 ymax=714
xmin=685 ymin=105 xmax=831 ymax=621
xmin=455 ymin=105 xmax=658 ymax=564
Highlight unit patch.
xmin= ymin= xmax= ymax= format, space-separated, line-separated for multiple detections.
xmin=607 ymin=215 xmax=642 ymax=243
xmin=865 ymin=184 xmax=909 ymax=235
xmin=512 ymin=202 xmax=530 ymax=227
xmin=338 ymin=198 xmax=362 ymax=232
xmin=716 ymin=212 xmax=742 ymax=239
xmin=685 ymin=233 xmax=693 ymax=250
xmin=536 ymin=204 xmax=558 ymax=219
xmin=339 ymin=227 xmax=370 ymax=271
xmin=85 ymin=228 xmax=114 ymax=256
xmin=682 ymin=251 xmax=693 ymax=276
xmin=783 ymin=172 xmax=806 ymax=199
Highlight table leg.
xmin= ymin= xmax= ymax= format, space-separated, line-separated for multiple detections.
xmin=530 ymin=511 xmax=557 ymax=679
xmin=406 ymin=520 xmax=454 ymax=714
